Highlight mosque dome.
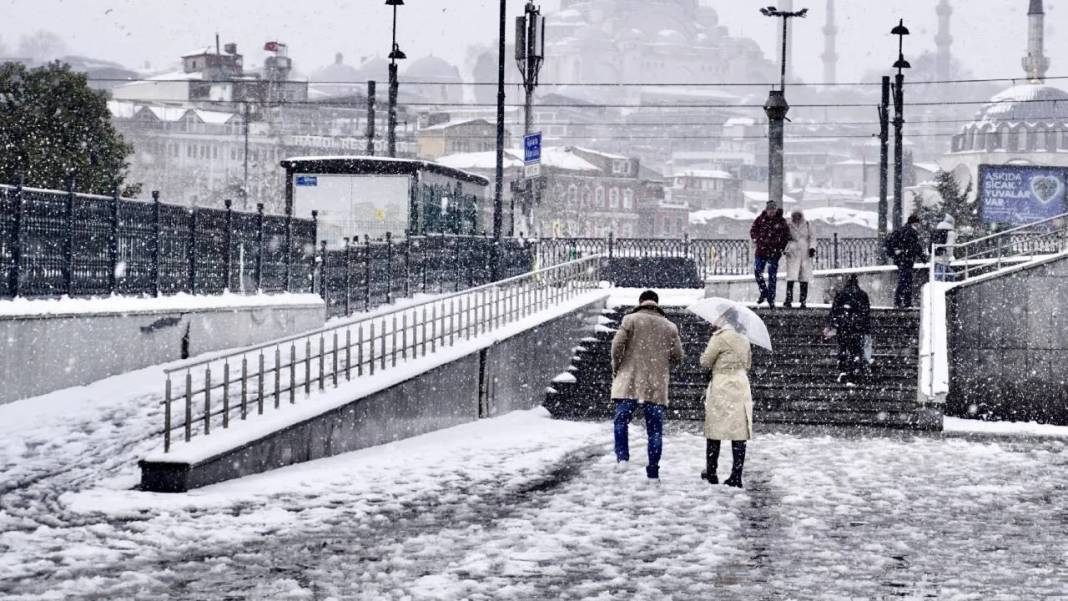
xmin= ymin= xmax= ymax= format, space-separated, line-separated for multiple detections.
xmin=404 ymin=55 xmax=461 ymax=82
xmin=309 ymin=53 xmax=362 ymax=83
xmin=971 ymin=84 xmax=1068 ymax=125
xmin=951 ymin=83 xmax=1068 ymax=154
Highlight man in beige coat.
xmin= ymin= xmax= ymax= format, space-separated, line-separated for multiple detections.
xmin=611 ymin=290 xmax=684 ymax=480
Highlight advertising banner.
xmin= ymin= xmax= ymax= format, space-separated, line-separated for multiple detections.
xmin=978 ymin=164 xmax=1067 ymax=227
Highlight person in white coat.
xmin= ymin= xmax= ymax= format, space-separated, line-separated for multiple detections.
xmin=784 ymin=210 xmax=816 ymax=308
xmin=932 ymin=213 xmax=958 ymax=282
xmin=699 ymin=308 xmax=753 ymax=488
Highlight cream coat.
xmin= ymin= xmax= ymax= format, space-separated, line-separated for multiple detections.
xmin=785 ymin=218 xmax=816 ymax=282
xmin=700 ymin=328 xmax=753 ymax=441
xmin=610 ymin=305 xmax=684 ymax=406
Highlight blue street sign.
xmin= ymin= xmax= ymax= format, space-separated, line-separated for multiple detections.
xmin=524 ymin=132 xmax=542 ymax=164
xmin=296 ymin=175 xmax=318 ymax=187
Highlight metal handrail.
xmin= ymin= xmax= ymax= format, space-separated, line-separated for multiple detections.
xmin=930 ymin=213 xmax=1068 ymax=283
xmin=953 ymin=211 xmax=1068 ymax=251
xmin=159 ymin=255 xmax=604 ymax=452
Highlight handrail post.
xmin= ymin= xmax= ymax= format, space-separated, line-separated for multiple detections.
xmin=319 ymin=240 xmax=329 ymax=303
xmin=109 ymin=185 xmax=120 ymax=294
xmin=224 ymin=199 xmax=233 ymax=292
xmin=64 ymin=178 xmax=75 ymax=296
xmin=284 ymin=210 xmax=293 ymax=292
xmin=152 ymin=191 xmax=161 ymax=297
xmin=833 ymin=233 xmax=840 ymax=270
xmin=255 ymin=203 xmax=265 ymax=292
xmin=344 ymin=237 xmax=352 ymax=316
xmin=364 ymin=234 xmax=372 ymax=310
xmin=188 ymin=207 xmax=198 ymax=294
xmin=385 ymin=231 xmax=394 ymax=304
xmin=9 ymin=175 xmax=24 ymax=298
xmin=404 ymin=229 xmax=411 ymax=298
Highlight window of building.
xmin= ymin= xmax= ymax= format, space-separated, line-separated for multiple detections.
xmin=623 ymin=189 xmax=633 ymax=209
xmin=609 ymin=188 xmax=620 ymax=208
xmin=581 ymin=186 xmax=592 ymax=208
xmin=568 ymin=184 xmax=578 ymax=207
xmin=595 ymin=186 xmax=605 ymax=207
xmin=1062 ymin=131 xmax=1068 ymax=150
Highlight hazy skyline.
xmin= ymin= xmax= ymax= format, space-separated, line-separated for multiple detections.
xmin=1 ymin=0 xmax=1062 ymax=87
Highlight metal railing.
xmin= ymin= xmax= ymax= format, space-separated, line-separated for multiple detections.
xmin=930 ymin=212 xmax=1068 ymax=283
xmin=158 ymin=255 xmax=604 ymax=452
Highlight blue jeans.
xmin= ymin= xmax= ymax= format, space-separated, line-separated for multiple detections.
xmin=754 ymin=255 xmax=780 ymax=302
xmin=613 ymin=399 xmax=665 ymax=479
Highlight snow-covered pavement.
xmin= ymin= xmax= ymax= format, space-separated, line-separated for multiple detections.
xmin=2 ymin=392 xmax=1068 ymax=600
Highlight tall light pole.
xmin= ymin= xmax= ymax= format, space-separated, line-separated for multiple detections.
xmin=891 ymin=18 xmax=910 ymax=229
xmin=491 ymin=0 xmax=507 ymax=280
xmin=760 ymin=6 xmax=808 ymax=211
xmin=386 ymin=0 xmax=406 ymax=158
xmin=515 ymin=1 xmax=545 ymax=236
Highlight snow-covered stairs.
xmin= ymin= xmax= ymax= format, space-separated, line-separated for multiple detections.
xmin=544 ymin=305 xmax=940 ymax=430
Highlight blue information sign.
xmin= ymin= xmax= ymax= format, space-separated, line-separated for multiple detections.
xmin=978 ymin=164 xmax=1067 ymax=226
xmin=524 ymin=132 xmax=542 ymax=164
xmin=296 ymin=175 xmax=318 ymax=187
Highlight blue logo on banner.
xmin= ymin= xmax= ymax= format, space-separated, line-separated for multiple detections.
xmin=524 ymin=133 xmax=542 ymax=164
xmin=979 ymin=165 xmax=1067 ymax=226
xmin=296 ymin=176 xmax=318 ymax=187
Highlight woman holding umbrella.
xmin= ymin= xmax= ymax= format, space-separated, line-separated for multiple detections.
xmin=696 ymin=306 xmax=755 ymax=488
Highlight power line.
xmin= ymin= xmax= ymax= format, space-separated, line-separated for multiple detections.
xmin=85 ymin=74 xmax=1068 ymax=87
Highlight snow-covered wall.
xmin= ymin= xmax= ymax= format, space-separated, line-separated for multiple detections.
xmin=0 ymin=296 xmax=325 ymax=405
xmin=946 ymin=253 xmax=1068 ymax=424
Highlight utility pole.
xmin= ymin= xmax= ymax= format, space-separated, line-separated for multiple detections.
xmin=515 ymin=1 xmax=545 ymax=237
xmin=760 ymin=6 xmax=808 ymax=211
xmin=242 ymin=101 xmax=251 ymax=211
xmin=891 ymin=19 xmax=910 ymax=229
xmin=366 ymin=80 xmax=376 ymax=156
xmin=878 ymin=76 xmax=890 ymax=244
xmin=386 ymin=0 xmax=406 ymax=158
xmin=491 ymin=0 xmax=507 ymax=280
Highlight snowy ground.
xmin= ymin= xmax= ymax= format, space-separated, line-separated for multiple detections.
xmin=3 ymin=378 xmax=1068 ymax=600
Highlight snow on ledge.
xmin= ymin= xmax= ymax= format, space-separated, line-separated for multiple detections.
xmin=944 ymin=417 xmax=1068 ymax=438
xmin=143 ymin=290 xmax=608 ymax=465
xmin=0 ymin=292 xmax=325 ymax=319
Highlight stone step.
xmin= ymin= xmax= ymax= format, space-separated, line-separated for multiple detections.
xmin=553 ymin=382 xmax=918 ymax=404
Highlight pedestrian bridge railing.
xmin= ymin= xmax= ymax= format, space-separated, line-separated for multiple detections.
xmin=932 ymin=212 xmax=1068 ymax=282
xmin=158 ymin=256 xmax=604 ymax=453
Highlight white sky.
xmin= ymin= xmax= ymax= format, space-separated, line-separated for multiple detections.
xmin=1 ymin=0 xmax=1062 ymax=85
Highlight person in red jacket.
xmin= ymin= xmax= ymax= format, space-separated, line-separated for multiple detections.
xmin=749 ymin=202 xmax=791 ymax=309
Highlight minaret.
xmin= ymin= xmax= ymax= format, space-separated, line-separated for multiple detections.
xmin=1022 ymin=0 xmax=1049 ymax=83
xmin=821 ymin=0 xmax=838 ymax=83
xmin=935 ymin=0 xmax=953 ymax=81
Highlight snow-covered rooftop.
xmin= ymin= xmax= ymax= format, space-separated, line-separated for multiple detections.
xmin=689 ymin=208 xmax=757 ymax=224
xmin=437 ymin=147 xmax=601 ymax=173
xmin=674 ymin=169 xmax=733 ymax=180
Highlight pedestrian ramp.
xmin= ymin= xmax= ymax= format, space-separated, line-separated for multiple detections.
xmin=139 ymin=257 xmax=608 ymax=492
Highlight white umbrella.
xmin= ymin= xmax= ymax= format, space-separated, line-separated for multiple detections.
xmin=687 ymin=297 xmax=773 ymax=351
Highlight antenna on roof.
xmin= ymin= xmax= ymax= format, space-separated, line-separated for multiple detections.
xmin=215 ymin=33 xmax=220 ymax=55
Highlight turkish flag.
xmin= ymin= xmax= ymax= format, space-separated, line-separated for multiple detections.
xmin=264 ymin=41 xmax=279 ymax=51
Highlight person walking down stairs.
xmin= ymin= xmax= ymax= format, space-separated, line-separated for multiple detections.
xmin=824 ymin=275 xmax=873 ymax=385
xmin=750 ymin=203 xmax=791 ymax=310
xmin=698 ymin=308 xmax=753 ymax=489
xmin=784 ymin=210 xmax=817 ymax=308
xmin=610 ymin=290 xmax=684 ymax=482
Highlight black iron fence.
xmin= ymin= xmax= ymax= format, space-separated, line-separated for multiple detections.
xmin=537 ymin=234 xmax=884 ymax=278
xmin=0 ymin=183 xmax=317 ymax=299
xmin=317 ymin=233 xmax=535 ymax=318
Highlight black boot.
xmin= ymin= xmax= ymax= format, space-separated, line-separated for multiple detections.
xmin=799 ymin=282 xmax=809 ymax=309
xmin=783 ymin=281 xmax=795 ymax=308
xmin=701 ymin=439 xmax=720 ymax=484
xmin=724 ymin=441 xmax=746 ymax=488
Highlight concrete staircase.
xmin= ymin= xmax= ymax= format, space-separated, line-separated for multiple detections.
xmin=545 ymin=305 xmax=942 ymax=430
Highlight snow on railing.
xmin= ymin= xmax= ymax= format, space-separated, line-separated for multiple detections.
xmin=158 ymin=256 xmax=604 ymax=452
xmin=931 ymin=212 xmax=1068 ymax=283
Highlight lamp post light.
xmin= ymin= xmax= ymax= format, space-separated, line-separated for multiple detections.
xmin=891 ymin=18 xmax=910 ymax=229
xmin=760 ymin=6 xmax=807 ymax=211
xmin=386 ymin=0 xmax=406 ymax=158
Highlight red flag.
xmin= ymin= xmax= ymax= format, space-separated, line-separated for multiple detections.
xmin=264 ymin=41 xmax=279 ymax=52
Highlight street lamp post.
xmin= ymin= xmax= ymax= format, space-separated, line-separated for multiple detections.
xmin=760 ymin=6 xmax=808 ymax=211
xmin=891 ymin=18 xmax=911 ymax=229
xmin=386 ymin=0 xmax=406 ymax=158
xmin=515 ymin=1 xmax=546 ymax=236
xmin=491 ymin=0 xmax=507 ymax=280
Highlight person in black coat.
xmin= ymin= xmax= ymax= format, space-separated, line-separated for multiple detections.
xmin=884 ymin=214 xmax=928 ymax=308
xmin=824 ymin=274 xmax=872 ymax=383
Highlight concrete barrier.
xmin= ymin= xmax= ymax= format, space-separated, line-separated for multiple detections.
xmin=0 ymin=295 xmax=325 ymax=405
xmin=139 ymin=296 xmax=606 ymax=492
xmin=946 ymin=253 xmax=1068 ymax=424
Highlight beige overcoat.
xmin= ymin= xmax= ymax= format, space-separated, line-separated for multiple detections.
xmin=700 ymin=328 xmax=753 ymax=440
xmin=610 ymin=304 xmax=684 ymax=406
